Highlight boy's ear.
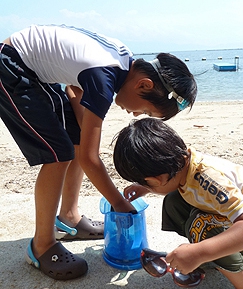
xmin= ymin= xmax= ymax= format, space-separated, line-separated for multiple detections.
xmin=145 ymin=175 xmax=167 ymax=187
xmin=135 ymin=78 xmax=154 ymax=91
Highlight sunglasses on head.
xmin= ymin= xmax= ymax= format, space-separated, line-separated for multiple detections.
xmin=140 ymin=248 xmax=205 ymax=288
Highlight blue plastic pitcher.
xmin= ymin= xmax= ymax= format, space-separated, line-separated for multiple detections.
xmin=100 ymin=196 xmax=149 ymax=270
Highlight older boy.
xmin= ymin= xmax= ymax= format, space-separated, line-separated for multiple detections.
xmin=0 ymin=24 xmax=196 ymax=279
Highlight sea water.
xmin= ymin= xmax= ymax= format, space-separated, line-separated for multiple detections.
xmin=134 ymin=49 xmax=243 ymax=102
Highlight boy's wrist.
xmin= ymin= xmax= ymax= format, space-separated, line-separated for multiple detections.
xmin=111 ymin=197 xmax=136 ymax=213
xmin=192 ymin=241 xmax=213 ymax=264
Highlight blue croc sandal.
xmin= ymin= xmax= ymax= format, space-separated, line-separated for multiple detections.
xmin=55 ymin=215 xmax=104 ymax=240
xmin=25 ymin=238 xmax=88 ymax=280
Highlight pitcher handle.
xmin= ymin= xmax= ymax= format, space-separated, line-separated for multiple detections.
xmin=131 ymin=213 xmax=142 ymax=249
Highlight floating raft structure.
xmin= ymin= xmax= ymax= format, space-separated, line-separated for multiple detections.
xmin=213 ymin=56 xmax=239 ymax=72
xmin=213 ymin=63 xmax=237 ymax=71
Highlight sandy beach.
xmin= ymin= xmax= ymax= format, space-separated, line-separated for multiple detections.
xmin=0 ymin=101 xmax=242 ymax=289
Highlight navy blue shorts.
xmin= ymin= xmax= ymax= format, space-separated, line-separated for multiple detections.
xmin=0 ymin=43 xmax=80 ymax=166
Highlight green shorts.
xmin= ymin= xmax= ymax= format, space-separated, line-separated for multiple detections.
xmin=162 ymin=190 xmax=243 ymax=272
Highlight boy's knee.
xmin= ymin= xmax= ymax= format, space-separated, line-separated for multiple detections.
xmin=162 ymin=190 xmax=192 ymax=236
xmin=185 ymin=211 xmax=243 ymax=272
xmin=43 ymin=160 xmax=71 ymax=170
xmin=163 ymin=190 xmax=186 ymax=210
xmin=163 ymin=190 xmax=192 ymax=221
xmin=185 ymin=210 xmax=231 ymax=243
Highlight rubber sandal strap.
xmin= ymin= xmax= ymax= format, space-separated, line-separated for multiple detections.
xmin=26 ymin=238 xmax=40 ymax=268
xmin=55 ymin=216 xmax=77 ymax=236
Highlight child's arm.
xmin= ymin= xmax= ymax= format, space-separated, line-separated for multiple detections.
xmin=123 ymin=183 xmax=150 ymax=201
xmin=166 ymin=214 xmax=243 ymax=274
xmin=80 ymin=108 xmax=135 ymax=212
xmin=67 ymin=85 xmax=135 ymax=212
xmin=65 ymin=85 xmax=84 ymax=127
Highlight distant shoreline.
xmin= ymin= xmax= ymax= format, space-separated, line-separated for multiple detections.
xmin=195 ymin=99 xmax=243 ymax=103
xmin=133 ymin=48 xmax=243 ymax=55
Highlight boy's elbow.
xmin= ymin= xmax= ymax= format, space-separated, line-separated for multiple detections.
xmin=79 ymin=150 xmax=99 ymax=170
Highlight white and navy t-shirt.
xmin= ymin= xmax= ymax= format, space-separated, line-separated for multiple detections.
xmin=10 ymin=24 xmax=133 ymax=119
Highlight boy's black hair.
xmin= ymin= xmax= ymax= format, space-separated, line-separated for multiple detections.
xmin=133 ymin=53 xmax=197 ymax=121
xmin=113 ymin=118 xmax=189 ymax=186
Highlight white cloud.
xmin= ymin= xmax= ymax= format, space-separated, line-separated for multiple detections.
xmin=1 ymin=1 xmax=243 ymax=52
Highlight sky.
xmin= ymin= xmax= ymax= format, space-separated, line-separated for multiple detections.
xmin=1 ymin=0 xmax=243 ymax=54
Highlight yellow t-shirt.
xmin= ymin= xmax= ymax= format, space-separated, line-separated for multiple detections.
xmin=179 ymin=148 xmax=243 ymax=222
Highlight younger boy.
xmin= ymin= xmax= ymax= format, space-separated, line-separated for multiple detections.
xmin=113 ymin=118 xmax=243 ymax=289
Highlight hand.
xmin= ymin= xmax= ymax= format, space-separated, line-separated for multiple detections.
xmin=65 ymin=85 xmax=83 ymax=102
xmin=112 ymin=196 xmax=137 ymax=213
xmin=123 ymin=183 xmax=150 ymax=202
xmin=166 ymin=243 xmax=203 ymax=275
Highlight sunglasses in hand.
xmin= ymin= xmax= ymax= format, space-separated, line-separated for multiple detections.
xmin=140 ymin=248 xmax=205 ymax=288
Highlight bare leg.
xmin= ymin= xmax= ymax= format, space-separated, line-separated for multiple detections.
xmin=217 ymin=267 xmax=243 ymax=289
xmin=58 ymin=145 xmax=84 ymax=227
xmin=32 ymin=161 xmax=70 ymax=258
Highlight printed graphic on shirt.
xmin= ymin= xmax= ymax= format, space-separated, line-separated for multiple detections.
xmin=194 ymin=171 xmax=228 ymax=204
